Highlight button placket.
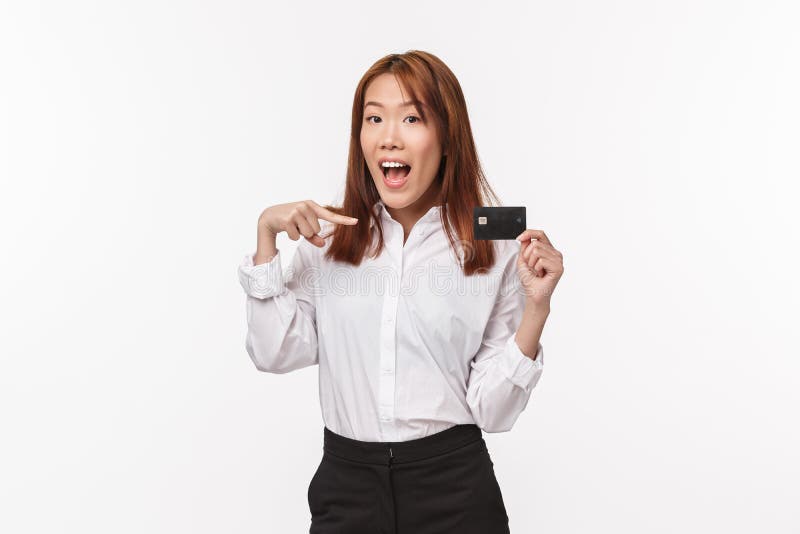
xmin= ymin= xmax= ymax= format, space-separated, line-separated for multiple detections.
xmin=378 ymin=228 xmax=401 ymax=426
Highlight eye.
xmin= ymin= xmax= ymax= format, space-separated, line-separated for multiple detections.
xmin=364 ymin=115 xmax=421 ymax=124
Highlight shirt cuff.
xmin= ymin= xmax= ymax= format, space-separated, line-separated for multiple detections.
xmin=238 ymin=250 xmax=284 ymax=299
xmin=497 ymin=335 xmax=544 ymax=392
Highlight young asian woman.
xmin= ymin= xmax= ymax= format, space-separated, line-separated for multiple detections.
xmin=238 ymin=50 xmax=564 ymax=534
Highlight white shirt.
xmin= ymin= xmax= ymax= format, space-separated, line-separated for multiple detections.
xmin=237 ymin=199 xmax=544 ymax=442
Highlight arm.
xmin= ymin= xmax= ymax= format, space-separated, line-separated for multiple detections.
xmin=237 ymin=239 xmax=319 ymax=373
xmin=465 ymin=248 xmax=545 ymax=433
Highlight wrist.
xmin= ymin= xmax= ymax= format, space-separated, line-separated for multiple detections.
xmin=255 ymin=227 xmax=278 ymax=265
xmin=524 ymin=298 xmax=551 ymax=314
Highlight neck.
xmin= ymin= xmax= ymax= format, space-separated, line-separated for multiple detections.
xmin=384 ymin=180 xmax=442 ymax=238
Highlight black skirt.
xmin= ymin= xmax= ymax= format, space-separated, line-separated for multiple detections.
xmin=307 ymin=424 xmax=510 ymax=534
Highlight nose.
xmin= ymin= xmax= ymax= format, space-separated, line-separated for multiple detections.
xmin=380 ymin=120 xmax=403 ymax=150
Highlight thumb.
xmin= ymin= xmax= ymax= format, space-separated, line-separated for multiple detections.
xmin=308 ymin=234 xmax=326 ymax=248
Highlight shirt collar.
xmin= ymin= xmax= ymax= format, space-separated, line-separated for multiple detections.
xmin=370 ymin=199 xmax=442 ymax=228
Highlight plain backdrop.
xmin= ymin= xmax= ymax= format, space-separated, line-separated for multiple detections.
xmin=1 ymin=1 xmax=798 ymax=532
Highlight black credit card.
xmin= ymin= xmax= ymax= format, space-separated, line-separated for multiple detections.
xmin=473 ymin=206 xmax=526 ymax=240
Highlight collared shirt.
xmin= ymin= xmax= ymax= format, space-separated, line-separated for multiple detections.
xmin=237 ymin=199 xmax=544 ymax=442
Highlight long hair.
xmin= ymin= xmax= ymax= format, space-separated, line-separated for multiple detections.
xmin=321 ymin=50 xmax=503 ymax=276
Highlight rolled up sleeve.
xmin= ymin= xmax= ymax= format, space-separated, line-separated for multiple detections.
xmin=466 ymin=246 xmax=545 ymax=432
xmin=237 ymin=242 xmax=319 ymax=374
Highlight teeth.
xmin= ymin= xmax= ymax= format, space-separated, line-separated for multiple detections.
xmin=381 ymin=162 xmax=408 ymax=168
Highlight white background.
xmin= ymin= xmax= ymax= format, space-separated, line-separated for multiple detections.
xmin=1 ymin=1 xmax=798 ymax=532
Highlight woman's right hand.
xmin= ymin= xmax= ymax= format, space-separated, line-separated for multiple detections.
xmin=258 ymin=200 xmax=359 ymax=249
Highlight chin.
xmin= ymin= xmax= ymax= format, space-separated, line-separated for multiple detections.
xmin=380 ymin=191 xmax=418 ymax=207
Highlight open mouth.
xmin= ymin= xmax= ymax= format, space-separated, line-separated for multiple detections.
xmin=382 ymin=164 xmax=412 ymax=181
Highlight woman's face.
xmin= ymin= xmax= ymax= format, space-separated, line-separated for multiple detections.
xmin=360 ymin=73 xmax=443 ymax=213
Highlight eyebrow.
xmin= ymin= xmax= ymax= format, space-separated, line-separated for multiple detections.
xmin=364 ymin=100 xmax=422 ymax=109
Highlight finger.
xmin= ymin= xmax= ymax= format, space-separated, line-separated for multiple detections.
xmin=308 ymin=201 xmax=359 ymax=225
xmin=296 ymin=203 xmax=322 ymax=235
xmin=523 ymin=240 xmax=553 ymax=261
xmin=531 ymin=240 xmax=556 ymax=254
xmin=523 ymin=242 xmax=534 ymax=260
xmin=307 ymin=234 xmax=326 ymax=247
xmin=516 ymin=229 xmax=552 ymax=247
xmin=517 ymin=242 xmax=532 ymax=269
xmin=527 ymin=248 xmax=538 ymax=271
xmin=293 ymin=213 xmax=321 ymax=243
xmin=518 ymin=240 xmax=532 ymax=264
xmin=527 ymin=245 xmax=553 ymax=274
xmin=534 ymin=255 xmax=563 ymax=278
xmin=284 ymin=218 xmax=301 ymax=241
xmin=530 ymin=243 xmax=559 ymax=262
xmin=532 ymin=257 xmax=546 ymax=277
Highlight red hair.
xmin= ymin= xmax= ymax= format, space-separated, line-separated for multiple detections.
xmin=321 ymin=50 xmax=503 ymax=276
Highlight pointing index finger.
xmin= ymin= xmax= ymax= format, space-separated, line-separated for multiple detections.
xmin=313 ymin=204 xmax=359 ymax=225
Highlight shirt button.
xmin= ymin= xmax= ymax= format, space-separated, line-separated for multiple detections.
xmin=385 ymin=317 xmax=393 ymax=323
xmin=381 ymin=368 xmax=393 ymax=375
xmin=380 ymin=415 xmax=391 ymax=422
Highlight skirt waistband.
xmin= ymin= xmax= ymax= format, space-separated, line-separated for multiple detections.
xmin=323 ymin=424 xmax=483 ymax=466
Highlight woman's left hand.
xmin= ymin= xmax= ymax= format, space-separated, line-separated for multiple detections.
xmin=515 ymin=229 xmax=564 ymax=306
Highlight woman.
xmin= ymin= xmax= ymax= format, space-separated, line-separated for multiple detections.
xmin=238 ymin=50 xmax=564 ymax=534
